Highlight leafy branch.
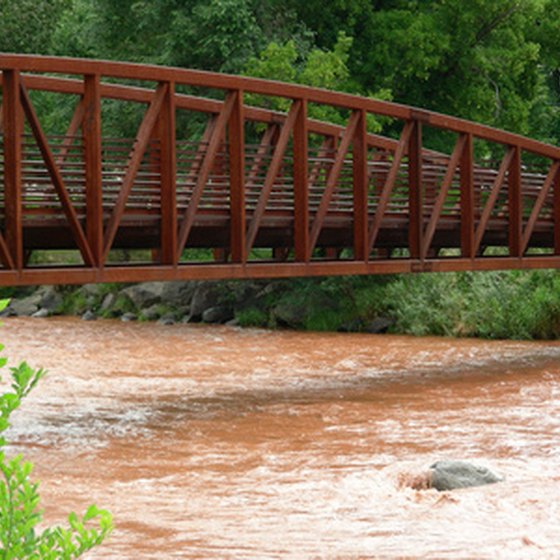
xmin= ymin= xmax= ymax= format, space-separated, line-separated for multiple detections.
xmin=0 ymin=300 xmax=112 ymax=559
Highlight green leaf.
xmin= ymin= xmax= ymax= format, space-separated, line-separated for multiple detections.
xmin=83 ymin=504 xmax=100 ymax=522
xmin=0 ymin=325 xmax=111 ymax=558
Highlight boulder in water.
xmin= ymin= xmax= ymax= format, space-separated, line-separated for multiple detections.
xmin=430 ymin=460 xmax=503 ymax=491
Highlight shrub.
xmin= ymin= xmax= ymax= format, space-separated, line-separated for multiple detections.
xmin=0 ymin=300 xmax=112 ymax=557
xmin=235 ymin=307 xmax=268 ymax=327
xmin=56 ymin=290 xmax=89 ymax=316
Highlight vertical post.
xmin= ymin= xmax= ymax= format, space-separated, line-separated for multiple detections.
xmin=83 ymin=73 xmax=103 ymax=267
xmin=554 ymin=163 xmax=560 ymax=255
xmin=508 ymin=145 xmax=522 ymax=257
xmin=293 ymin=98 xmax=309 ymax=262
xmin=3 ymin=70 xmax=23 ymax=270
xmin=213 ymin=248 xmax=229 ymax=262
xmin=460 ymin=133 xmax=475 ymax=258
xmin=408 ymin=120 xmax=422 ymax=259
xmin=158 ymin=81 xmax=177 ymax=265
xmin=228 ymin=89 xmax=245 ymax=263
xmin=353 ymin=109 xmax=368 ymax=261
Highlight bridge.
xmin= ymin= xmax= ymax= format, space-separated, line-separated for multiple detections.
xmin=1 ymin=54 xmax=560 ymax=286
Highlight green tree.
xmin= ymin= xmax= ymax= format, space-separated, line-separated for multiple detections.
xmin=528 ymin=0 xmax=560 ymax=144
xmin=54 ymin=0 xmax=269 ymax=73
xmin=15 ymin=0 xmax=560 ymax=145
xmin=164 ymin=0 xmax=264 ymax=72
xmin=0 ymin=0 xmax=71 ymax=54
xmin=286 ymin=0 xmax=551 ymax=142
xmin=243 ymin=31 xmax=391 ymax=131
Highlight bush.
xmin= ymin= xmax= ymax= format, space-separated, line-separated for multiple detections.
xmin=378 ymin=270 xmax=560 ymax=340
xmin=57 ymin=290 xmax=89 ymax=316
xmin=235 ymin=307 xmax=269 ymax=327
xmin=0 ymin=300 xmax=112 ymax=557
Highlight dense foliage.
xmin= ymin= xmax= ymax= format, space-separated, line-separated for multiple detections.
xmin=2 ymin=0 xmax=558 ymax=143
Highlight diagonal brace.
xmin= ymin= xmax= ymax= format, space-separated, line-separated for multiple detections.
xmin=103 ymin=82 xmax=168 ymax=260
xmin=521 ymin=160 xmax=560 ymax=254
xmin=473 ymin=147 xmax=514 ymax=255
xmin=56 ymin=97 xmax=85 ymax=166
xmin=176 ymin=93 xmax=236 ymax=259
xmin=421 ymin=134 xmax=467 ymax=258
xmin=309 ymin=110 xmax=360 ymax=253
xmin=368 ymin=120 xmax=414 ymax=252
xmin=20 ymin=83 xmax=95 ymax=266
xmin=245 ymin=100 xmax=302 ymax=255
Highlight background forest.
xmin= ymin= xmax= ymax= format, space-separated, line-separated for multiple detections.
xmin=4 ymin=0 xmax=560 ymax=141
xmin=2 ymin=0 xmax=560 ymax=338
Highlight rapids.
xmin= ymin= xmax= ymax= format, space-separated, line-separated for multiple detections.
xmin=2 ymin=317 xmax=560 ymax=559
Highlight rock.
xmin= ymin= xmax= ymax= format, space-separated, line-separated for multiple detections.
xmin=364 ymin=317 xmax=394 ymax=334
xmin=159 ymin=282 xmax=196 ymax=306
xmin=188 ymin=282 xmax=222 ymax=322
xmin=225 ymin=318 xmax=240 ymax=327
xmin=430 ymin=460 xmax=503 ymax=491
xmin=121 ymin=312 xmax=137 ymax=322
xmin=35 ymin=286 xmax=63 ymax=313
xmin=79 ymin=284 xmax=102 ymax=297
xmin=230 ymin=281 xmax=265 ymax=312
xmin=120 ymin=281 xmax=195 ymax=310
xmin=32 ymin=308 xmax=50 ymax=318
xmin=140 ymin=304 xmax=163 ymax=321
xmin=9 ymin=296 xmax=40 ymax=316
xmin=81 ymin=310 xmax=97 ymax=321
xmin=176 ymin=305 xmax=191 ymax=318
xmin=202 ymin=305 xmax=232 ymax=324
xmin=0 ymin=306 xmax=16 ymax=317
xmin=338 ymin=319 xmax=363 ymax=333
xmin=121 ymin=282 xmax=166 ymax=309
xmin=100 ymin=293 xmax=117 ymax=312
xmin=157 ymin=313 xmax=176 ymax=326
xmin=271 ymin=300 xmax=306 ymax=328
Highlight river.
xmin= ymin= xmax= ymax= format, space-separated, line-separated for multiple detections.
xmin=2 ymin=317 xmax=560 ymax=558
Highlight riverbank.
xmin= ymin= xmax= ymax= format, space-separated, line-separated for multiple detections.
xmin=2 ymin=268 xmax=560 ymax=339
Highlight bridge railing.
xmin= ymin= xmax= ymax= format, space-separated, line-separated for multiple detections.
xmin=1 ymin=54 xmax=560 ymax=285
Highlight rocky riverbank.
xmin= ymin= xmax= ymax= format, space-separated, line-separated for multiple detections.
xmin=4 ymin=268 xmax=560 ymax=339
xmin=0 ymin=280 xmax=394 ymax=333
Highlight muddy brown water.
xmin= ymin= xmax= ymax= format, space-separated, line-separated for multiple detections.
xmin=2 ymin=317 xmax=560 ymax=559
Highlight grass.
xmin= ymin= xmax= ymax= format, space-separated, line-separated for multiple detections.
xmin=235 ymin=308 xmax=269 ymax=327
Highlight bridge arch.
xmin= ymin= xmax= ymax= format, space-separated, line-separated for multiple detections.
xmin=1 ymin=53 xmax=560 ymax=286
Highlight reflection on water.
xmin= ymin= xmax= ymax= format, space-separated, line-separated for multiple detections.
xmin=2 ymin=317 xmax=560 ymax=558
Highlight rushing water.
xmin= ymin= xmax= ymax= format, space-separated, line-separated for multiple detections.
xmin=2 ymin=317 xmax=560 ymax=559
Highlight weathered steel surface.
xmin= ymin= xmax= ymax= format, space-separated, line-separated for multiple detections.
xmin=1 ymin=54 xmax=560 ymax=286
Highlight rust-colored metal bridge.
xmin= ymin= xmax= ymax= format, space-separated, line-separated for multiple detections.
xmin=1 ymin=54 xmax=560 ymax=286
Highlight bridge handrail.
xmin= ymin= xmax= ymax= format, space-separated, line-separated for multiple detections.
xmin=1 ymin=53 xmax=559 ymax=160
xmin=7 ymin=72 xmax=400 ymax=153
